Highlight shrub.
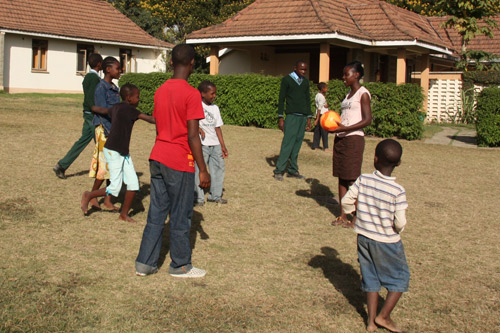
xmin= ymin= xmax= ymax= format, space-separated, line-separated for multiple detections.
xmin=120 ymin=73 xmax=424 ymax=140
xmin=475 ymin=86 xmax=500 ymax=147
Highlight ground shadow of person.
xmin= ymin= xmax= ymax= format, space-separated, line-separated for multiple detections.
xmin=265 ymin=155 xmax=279 ymax=168
xmin=157 ymin=210 xmax=208 ymax=269
xmin=303 ymin=137 xmax=314 ymax=149
xmin=65 ymin=170 xmax=90 ymax=178
xmin=296 ymin=178 xmax=340 ymax=216
xmin=128 ymin=182 xmax=149 ymax=217
xmin=308 ymin=246 xmax=383 ymax=323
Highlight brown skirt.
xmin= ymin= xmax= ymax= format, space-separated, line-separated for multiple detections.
xmin=332 ymin=135 xmax=365 ymax=180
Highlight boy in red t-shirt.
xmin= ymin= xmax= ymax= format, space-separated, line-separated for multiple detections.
xmin=135 ymin=44 xmax=210 ymax=278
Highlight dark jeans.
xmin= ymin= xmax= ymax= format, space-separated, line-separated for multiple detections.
xmin=135 ymin=160 xmax=194 ymax=274
xmin=312 ymin=115 xmax=329 ymax=149
xmin=58 ymin=112 xmax=95 ymax=170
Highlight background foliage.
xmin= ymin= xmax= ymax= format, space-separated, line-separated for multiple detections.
xmin=475 ymin=86 xmax=500 ymax=146
xmin=120 ymin=73 xmax=424 ymax=140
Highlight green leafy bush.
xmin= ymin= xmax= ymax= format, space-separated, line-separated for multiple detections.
xmin=475 ymin=86 xmax=500 ymax=147
xmin=120 ymin=73 xmax=424 ymax=140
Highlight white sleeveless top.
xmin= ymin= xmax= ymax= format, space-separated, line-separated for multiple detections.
xmin=338 ymin=86 xmax=371 ymax=138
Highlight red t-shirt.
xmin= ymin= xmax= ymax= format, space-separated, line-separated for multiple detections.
xmin=149 ymin=79 xmax=204 ymax=172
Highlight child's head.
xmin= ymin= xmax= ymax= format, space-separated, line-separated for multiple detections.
xmin=343 ymin=61 xmax=364 ymax=85
xmin=88 ymin=53 xmax=103 ymax=70
xmin=294 ymin=60 xmax=307 ymax=78
xmin=120 ymin=83 xmax=140 ymax=107
xmin=374 ymin=139 xmax=403 ymax=171
xmin=317 ymin=82 xmax=328 ymax=93
xmin=102 ymin=56 xmax=121 ymax=80
xmin=171 ymin=44 xmax=195 ymax=70
xmin=198 ymin=80 xmax=216 ymax=105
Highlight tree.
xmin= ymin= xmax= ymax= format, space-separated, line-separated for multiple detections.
xmin=107 ymin=0 xmax=165 ymax=39
xmin=437 ymin=0 xmax=500 ymax=69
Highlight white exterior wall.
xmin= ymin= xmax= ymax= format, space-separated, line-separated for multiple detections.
xmin=4 ymin=33 xmax=167 ymax=93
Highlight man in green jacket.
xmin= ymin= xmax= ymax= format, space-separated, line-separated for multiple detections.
xmin=53 ymin=53 xmax=102 ymax=179
xmin=273 ymin=60 xmax=312 ymax=181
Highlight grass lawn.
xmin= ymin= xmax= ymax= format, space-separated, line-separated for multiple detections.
xmin=1 ymin=94 xmax=499 ymax=332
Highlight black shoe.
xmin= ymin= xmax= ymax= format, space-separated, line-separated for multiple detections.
xmin=194 ymin=201 xmax=205 ymax=207
xmin=207 ymin=198 xmax=228 ymax=204
xmin=53 ymin=163 xmax=66 ymax=179
xmin=287 ymin=172 xmax=305 ymax=179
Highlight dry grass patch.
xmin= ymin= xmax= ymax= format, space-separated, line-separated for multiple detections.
xmin=0 ymin=94 xmax=499 ymax=332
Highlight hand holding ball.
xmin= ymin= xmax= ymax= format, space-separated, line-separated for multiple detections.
xmin=320 ymin=111 xmax=341 ymax=131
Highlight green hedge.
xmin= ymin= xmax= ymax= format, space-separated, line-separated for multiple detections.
xmin=120 ymin=73 xmax=424 ymax=140
xmin=475 ymin=86 xmax=500 ymax=147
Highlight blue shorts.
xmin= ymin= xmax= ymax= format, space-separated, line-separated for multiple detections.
xmin=103 ymin=148 xmax=139 ymax=197
xmin=357 ymin=234 xmax=410 ymax=292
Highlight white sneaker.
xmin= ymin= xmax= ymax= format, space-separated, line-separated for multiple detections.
xmin=169 ymin=265 xmax=206 ymax=278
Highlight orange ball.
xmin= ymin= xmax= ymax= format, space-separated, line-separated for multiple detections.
xmin=320 ymin=111 xmax=341 ymax=131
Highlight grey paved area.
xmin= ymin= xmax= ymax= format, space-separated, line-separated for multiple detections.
xmin=424 ymin=126 xmax=477 ymax=148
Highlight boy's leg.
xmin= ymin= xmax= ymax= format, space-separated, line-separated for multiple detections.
xmin=120 ymin=154 xmax=140 ymax=222
xmin=194 ymin=147 xmax=210 ymax=204
xmin=81 ymin=187 xmax=107 ymax=215
xmin=135 ymin=160 xmax=171 ymax=275
xmin=287 ymin=116 xmax=307 ymax=175
xmin=312 ymin=123 xmax=321 ymax=149
xmin=274 ymin=115 xmax=298 ymax=175
xmin=321 ymin=126 xmax=330 ymax=150
xmin=167 ymin=166 xmax=195 ymax=269
xmin=57 ymin=112 xmax=95 ymax=171
xmin=366 ymin=292 xmax=379 ymax=332
xmin=375 ymin=291 xmax=403 ymax=333
xmin=207 ymin=145 xmax=225 ymax=201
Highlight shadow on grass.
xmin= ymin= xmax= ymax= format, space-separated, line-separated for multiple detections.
xmin=65 ymin=170 xmax=90 ymax=178
xmin=309 ymin=246 xmax=382 ymax=323
xmin=303 ymin=137 xmax=314 ymax=149
xmin=446 ymin=135 xmax=477 ymax=145
xmin=296 ymin=178 xmax=340 ymax=217
xmin=265 ymin=155 xmax=279 ymax=168
xmin=157 ymin=210 xmax=208 ymax=269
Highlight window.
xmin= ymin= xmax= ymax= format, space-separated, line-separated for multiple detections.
xmin=32 ymin=39 xmax=48 ymax=71
xmin=120 ymin=48 xmax=135 ymax=73
xmin=77 ymin=44 xmax=95 ymax=73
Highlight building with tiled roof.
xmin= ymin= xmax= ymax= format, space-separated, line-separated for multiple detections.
xmin=187 ymin=0 xmax=500 ymax=116
xmin=0 ymin=0 xmax=173 ymax=93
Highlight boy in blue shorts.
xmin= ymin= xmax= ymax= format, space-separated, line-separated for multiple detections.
xmin=80 ymin=84 xmax=155 ymax=223
xmin=341 ymin=139 xmax=409 ymax=333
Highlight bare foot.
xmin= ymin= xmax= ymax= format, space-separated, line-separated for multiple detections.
xmin=90 ymin=198 xmax=101 ymax=210
xmin=375 ymin=316 xmax=402 ymax=333
xmin=324 ymin=148 xmax=333 ymax=153
xmin=81 ymin=191 xmax=90 ymax=215
xmin=367 ymin=323 xmax=378 ymax=332
xmin=102 ymin=198 xmax=119 ymax=211
xmin=119 ymin=214 xmax=137 ymax=223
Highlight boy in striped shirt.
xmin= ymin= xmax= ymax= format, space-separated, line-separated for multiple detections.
xmin=342 ymin=139 xmax=409 ymax=333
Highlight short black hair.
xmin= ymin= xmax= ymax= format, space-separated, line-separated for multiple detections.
xmin=88 ymin=53 xmax=103 ymax=68
xmin=345 ymin=61 xmax=364 ymax=78
xmin=295 ymin=59 xmax=307 ymax=67
xmin=120 ymin=83 xmax=139 ymax=101
xmin=102 ymin=56 xmax=119 ymax=74
xmin=375 ymin=139 xmax=403 ymax=167
xmin=198 ymin=80 xmax=216 ymax=93
xmin=172 ymin=44 xmax=195 ymax=67
xmin=317 ymin=82 xmax=327 ymax=90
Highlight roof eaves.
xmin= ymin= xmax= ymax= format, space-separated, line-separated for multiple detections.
xmin=1 ymin=28 xmax=172 ymax=50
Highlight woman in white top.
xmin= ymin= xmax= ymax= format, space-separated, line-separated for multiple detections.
xmin=330 ymin=61 xmax=372 ymax=228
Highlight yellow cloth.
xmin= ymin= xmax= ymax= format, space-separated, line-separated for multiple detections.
xmin=89 ymin=125 xmax=109 ymax=180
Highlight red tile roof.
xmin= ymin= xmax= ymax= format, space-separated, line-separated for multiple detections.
xmin=0 ymin=0 xmax=172 ymax=48
xmin=429 ymin=16 xmax=500 ymax=57
xmin=187 ymin=0 xmax=456 ymax=52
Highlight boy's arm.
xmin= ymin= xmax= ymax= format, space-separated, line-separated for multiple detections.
xmin=341 ymin=181 xmax=359 ymax=215
xmin=91 ymin=106 xmax=109 ymax=115
xmin=394 ymin=210 xmax=407 ymax=233
xmin=199 ymin=128 xmax=205 ymax=140
xmin=277 ymin=78 xmax=287 ymax=131
xmin=138 ymin=113 xmax=155 ymax=124
xmin=188 ymin=119 xmax=210 ymax=189
xmin=215 ymin=127 xmax=228 ymax=158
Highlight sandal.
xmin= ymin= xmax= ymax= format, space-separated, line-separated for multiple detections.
xmin=331 ymin=216 xmax=346 ymax=226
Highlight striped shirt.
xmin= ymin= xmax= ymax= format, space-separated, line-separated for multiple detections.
xmin=342 ymin=170 xmax=408 ymax=243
